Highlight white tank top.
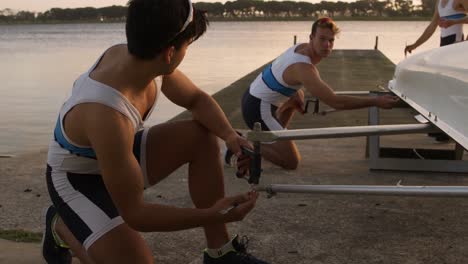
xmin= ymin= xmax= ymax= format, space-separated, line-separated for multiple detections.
xmin=439 ymin=0 xmax=465 ymax=39
xmin=47 ymin=45 xmax=159 ymax=173
xmin=249 ymin=44 xmax=312 ymax=106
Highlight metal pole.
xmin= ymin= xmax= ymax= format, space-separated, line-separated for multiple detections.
xmin=246 ymin=123 xmax=437 ymax=142
xmin=248 ymin=122 xmax=263 ymax=185
xmin=256 ymin=184 xmax=468 ymax=197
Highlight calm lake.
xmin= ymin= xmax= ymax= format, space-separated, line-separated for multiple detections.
xmin=0 ymin=21 xmax=460 ymax=155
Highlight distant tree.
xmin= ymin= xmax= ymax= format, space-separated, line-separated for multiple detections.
xmin=334 ymin=1 xmax=351 ymax=16
xmin=350 ymin=0 xmax=370 ymax=16
xmin=420 ymin=0 xmax=436 ymax=16
xmin=262 ymin=1 xmax=290 ymax=17
xmin=393 ymin=0 xmax=413 ymax=16
xmin=295 ymin=2 xmax=315 ymax=17
xmin=98 ymin=5 xmax=127 ymax=20
xmin=0 ymin=8 xmax=15 ymax=16
xmin=15 ymin=11 xmax=35 ymax=21
xmin=194 ymin=2 xmax=224 ymax=17
xmin=365 ymin=0 xmax=388 ymax=16
xmin=0 ymin=0 xmax=433 ymax=24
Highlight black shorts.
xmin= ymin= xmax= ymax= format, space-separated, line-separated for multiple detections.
xmin=46 ymin=128 xmax=149 ymax=250
xmin=440 ymin=33 xmax=464 ymax=46
xmin=241 ymin=89 xmax=284 ymax=131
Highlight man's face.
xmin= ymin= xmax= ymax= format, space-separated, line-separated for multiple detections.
xmin=310 ymin=27 xmax=335 ymax=58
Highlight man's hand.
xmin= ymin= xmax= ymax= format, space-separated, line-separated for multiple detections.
xmin=210 ymin=192 xmax=259 ymax=222
xmin=225 ymin=131 xmax=253 ymax=177
xmin=404 ymin=44 xmax=416 ymax=57
xmin=376 ymin=95 xmax=399 ymax=109
xmin=277 ymin=90 xmax=306 ymax=115
xmin=438 ymin=18 xmax=454 ymax=28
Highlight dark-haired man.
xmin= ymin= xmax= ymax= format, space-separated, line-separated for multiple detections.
xmin=42 ymin=0 xmax=268 ymax=263
xmin=240 ymin=17 xmax=398 ymax=170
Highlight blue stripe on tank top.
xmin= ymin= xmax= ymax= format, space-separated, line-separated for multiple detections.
xmin=261 ymin=64 xmax=296 ymax=97
xmin=54 ymin=118 xmax=97 ymax=159
xmin=443 ymin=13 xmax=466 ymax=19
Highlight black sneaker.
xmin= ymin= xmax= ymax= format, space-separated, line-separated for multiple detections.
xmin=203 ymin=235 xmax=270 ymax=264
xmin=42 ymin=205 xmax=72 ymax=264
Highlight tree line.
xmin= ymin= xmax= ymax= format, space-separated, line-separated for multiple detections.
xmin=0 ymin=0 xmax=435 ymax=24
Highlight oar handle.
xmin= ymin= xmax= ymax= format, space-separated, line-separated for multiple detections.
xmin=235 ymin=146 xmax=262 ymax=185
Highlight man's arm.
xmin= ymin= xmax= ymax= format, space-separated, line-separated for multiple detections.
xmin=290 ymin=64 xmax=398 ymax=110
xmin=82 ymin=104 xmax=254 ymax=232
xmin=161 ymin=69 xmax=248 ymax=156
xmin=405 ymin=4 xmax=440 ymax=55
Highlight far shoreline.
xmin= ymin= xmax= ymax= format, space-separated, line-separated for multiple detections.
xmin=0 ymin=16 xmax=431 ymax=25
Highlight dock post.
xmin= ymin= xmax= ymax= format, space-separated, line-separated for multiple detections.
xmin=293 ymin=35 xmax=297 ymax=45
xmin=374 ymin=36 xmax=379 ymax=50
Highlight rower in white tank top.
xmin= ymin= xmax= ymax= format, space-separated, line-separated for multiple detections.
xmin=249 ymin=44 xmax=311 ymax=107
xmin=439 ymin=0 xmax=466 ymax=43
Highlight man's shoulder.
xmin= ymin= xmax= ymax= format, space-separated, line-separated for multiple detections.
xmin=288 ymin=61 xmax=316 ymax=74
xmin=72 ymin=103 xmax=133 ymax=127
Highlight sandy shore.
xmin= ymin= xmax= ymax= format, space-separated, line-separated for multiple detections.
xmin=2 ymin=135 xmax=468 ymax=264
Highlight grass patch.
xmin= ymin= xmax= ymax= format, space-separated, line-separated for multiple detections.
xmin=0 ymin=229 xmax=43 ymax=243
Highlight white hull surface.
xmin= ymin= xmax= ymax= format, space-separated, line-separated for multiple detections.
xmin=388 ymin=41 xmax=468 ymax=149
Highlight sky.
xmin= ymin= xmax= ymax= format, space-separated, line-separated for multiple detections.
xmin=1 ymin=0 xmax=329 ymax=13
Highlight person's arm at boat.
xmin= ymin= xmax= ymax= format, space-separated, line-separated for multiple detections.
xmin=291 ymin=63 xmax=399 ymax=110
xmin=405 ymin=2 xmax=440 ymax=56
xmin=161 ymin=69 xmax=252 ymax=165
xmin=82 ymin=104 xmax=258 ymax=232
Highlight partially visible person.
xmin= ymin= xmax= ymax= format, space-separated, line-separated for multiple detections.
xmin=456 ymin=0 xmax=468 ymax=10
xmin=439 ymin=0 xmax=468 ymax=28
xmin=405 ymin=0 xmax=466 ymax=142
xmin=405 ymin=0 xmax=467 ymax=55
xmin=239 ymin=17 xmax=399 ymax=170
xmin=41 ymin=0 xmax=269 ymax=263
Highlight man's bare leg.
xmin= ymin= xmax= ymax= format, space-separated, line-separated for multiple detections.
xmin=260 ymin=102 xmax=302 ymax=170
xmin=51 ymin=120 xmax=235 ymax=263
xmin=261 ymin=140 xmax=301 ymax=170
xmin=144 ymin=120 xmax=230 ymax=248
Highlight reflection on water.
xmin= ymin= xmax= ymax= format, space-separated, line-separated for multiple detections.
xmin=0 ymin=21 xmax=455 ymax=154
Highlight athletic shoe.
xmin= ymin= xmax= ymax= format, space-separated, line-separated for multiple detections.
xmin=42 ymin=205 xmax=72 ymax=264
xmin=203 ymin=235 xmax=270 ymax=264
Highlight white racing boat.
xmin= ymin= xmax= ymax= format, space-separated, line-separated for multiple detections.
xmin=388 ymin=41 xmax=468 ymax=149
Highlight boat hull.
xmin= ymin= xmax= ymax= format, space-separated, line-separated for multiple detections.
xmin=388 ymin=41 xmax=468 ymax=149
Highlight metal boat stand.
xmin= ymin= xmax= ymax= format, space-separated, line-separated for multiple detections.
xmin=240 ymin=91 xmax=468 ymax=197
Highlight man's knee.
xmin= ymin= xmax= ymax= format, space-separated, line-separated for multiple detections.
xmin=282 ymin=155 xmax=300 ymax=170
xmin=279 ymin=147 xmax=301 ymax=170
xmin=191 ymin=121 xmax=219 ymax=153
